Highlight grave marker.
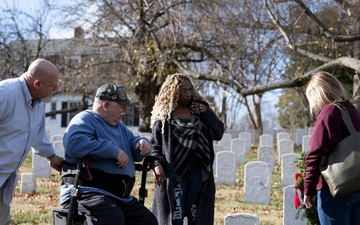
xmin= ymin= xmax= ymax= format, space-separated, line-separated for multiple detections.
xmin=283 ymin=185 xmax=307 ymax=225
xmin=20 ymin=173 xmax=36 ymax=193
xmin=258 ymin=146 xmax=275 ymax=173
xmin=216 ymin=151 xmax=236 ymax=185
xmin=220 ymin=133 xmax=232 ymax=152
xmin=224 ymin=213 xmax=260 ymax=225
xmin=259 ymin=134 xmax=273 ymax=147
xmin=32 ymin=151 xmax=51 ymax=178
xmin=281 ymin=153 xmax=300 ymax=187
xmin=278 ymin=139 xmax=294 ymax=164
xmin=244 ymin=161 xmax=270 ymax=205
xmin=231 ymin=138 xmax=246 ymax=165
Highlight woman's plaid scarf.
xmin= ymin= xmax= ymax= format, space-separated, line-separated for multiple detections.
xmin=171 ymin=114 xmax=211 ymax=184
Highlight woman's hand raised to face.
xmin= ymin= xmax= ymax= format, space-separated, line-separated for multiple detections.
xmin=191 ymin=102 xmax=207 ymax=114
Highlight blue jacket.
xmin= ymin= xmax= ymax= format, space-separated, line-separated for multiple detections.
xmin=60 ymin=110 xmax=148 ymax=204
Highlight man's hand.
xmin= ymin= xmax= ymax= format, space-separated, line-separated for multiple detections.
xmin=136 ymin=139 xmax=152 ymax=155
xmin=47 ymin=154 xmax=64 ymax=173
xmin=116 ymin=149 xmax=129 ymax=168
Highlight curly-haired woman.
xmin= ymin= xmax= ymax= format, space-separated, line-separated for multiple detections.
xmin=150 ymin=74 xmax=224 ymax=225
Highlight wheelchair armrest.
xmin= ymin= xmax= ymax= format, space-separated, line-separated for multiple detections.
xmin=135 ymin=155 xmax=163 ymax=172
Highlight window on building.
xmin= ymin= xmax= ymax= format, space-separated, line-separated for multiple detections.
xmin=61 ymin=101 xmax=82 ymax=127
xmin=51 ymin=102 xmax=56 ymax=120
xmin=122 ymin=105 xmax=139 ymax=126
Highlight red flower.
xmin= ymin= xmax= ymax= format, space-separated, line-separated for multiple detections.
xmin=294 ymin=172 xmax=302 ymax=186
xmin=294 ymin=188 xmax=301 ymax=209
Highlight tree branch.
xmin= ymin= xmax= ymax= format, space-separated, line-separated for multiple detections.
xmin=293 ymin=0 xmax=360 ymax=42
xmin=264 ymin=0 xmax=333 ymax=63
xmin=150 ymin=30 xmax=243 ymax=91
xmin=240 ymin=57 xmax=360 ymax=96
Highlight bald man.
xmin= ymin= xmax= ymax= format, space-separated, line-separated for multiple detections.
xmin=0 ymin=58 xmax=64 ymax=225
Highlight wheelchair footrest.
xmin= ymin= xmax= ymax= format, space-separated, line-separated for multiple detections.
xmin=53 ymin=208 xmax=87 ymax=225
xmin=53 ymin=208 xmax=68 ymax=225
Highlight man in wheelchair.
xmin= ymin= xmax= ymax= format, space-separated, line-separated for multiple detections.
xmin=56 ymin=83 xmax=158 ymax=225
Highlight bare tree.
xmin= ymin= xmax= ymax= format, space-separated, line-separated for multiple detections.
xmin=244 ymin=0 xmax=360 ymax=106
xmin=0 ymin=0 xmax=56 ymax=78
xmin=55 ymin=0 xmax=284 ymax=134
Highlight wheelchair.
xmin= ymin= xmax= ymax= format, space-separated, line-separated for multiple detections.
xmin=53 ymin=155 xmax=158 ymax=225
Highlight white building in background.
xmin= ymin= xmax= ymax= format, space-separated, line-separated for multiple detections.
xmin=14 ymin=27 xmax=142 ymax=135
xmin=45 ymin=93 xmax=86 ymax=136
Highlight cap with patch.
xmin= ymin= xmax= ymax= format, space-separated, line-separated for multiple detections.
xmin=95 ymin=83 xmax=132 ymax=106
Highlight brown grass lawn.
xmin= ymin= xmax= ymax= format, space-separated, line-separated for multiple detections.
xmin=10 ymin=147 xmax=294 ymax=225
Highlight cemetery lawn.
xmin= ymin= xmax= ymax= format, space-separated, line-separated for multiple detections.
xmin=11 ymin=147 xmax=297 ymax=225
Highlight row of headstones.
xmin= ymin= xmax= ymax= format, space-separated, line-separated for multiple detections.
xmin=214 ymin=132 xmax=311 ymax=181
xmin=219 ymin=128 xmax=314 ymax=155
xmin=214 ymin=131 xmax=309 ymax=207
xmin=216 ymin=153 xmax=301 ymax=203
xmin=222 ymin=184 xmax=306 ymax=225
xmin=225 ymin=127 xmax=314 ymax=147
xmin=214 ymin=131 xmax=310 ymax=224
xmin=216 ymin=128 xmax=314 ymax=171
xmin=215 ymin=134 xmax=311 ymax=167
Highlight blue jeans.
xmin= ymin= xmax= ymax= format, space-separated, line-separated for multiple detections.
xmin=172 ymin=163 xmax=201 ymax=225
xmin=317 ymin=190 xmax=360 ymax=225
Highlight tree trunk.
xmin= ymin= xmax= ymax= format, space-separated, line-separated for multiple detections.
xmin=353 ymin=9 xmax=360 ymax=111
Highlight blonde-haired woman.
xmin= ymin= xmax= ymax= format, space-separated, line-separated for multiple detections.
xmin=304 ymin=71 xmax=360 ymax=224
xmin=150 ymin=74 xmax=224 ymax=225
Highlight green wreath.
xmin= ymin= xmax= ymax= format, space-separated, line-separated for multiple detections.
xmin=294 ymin=151 xmax=320 ymax=225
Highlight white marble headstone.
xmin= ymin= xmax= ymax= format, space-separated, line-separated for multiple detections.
xmin=53 ymin=140 xmax=65 ymax=158
xmin=294 ymin=128 xmax=308 ymax=146
xmin=308 ymin=127 xmax=315 ymax=135
xmin=220 ymin=133 xmax=232 ymax=152
xmin=302 ymin=135 xmax=311 ymax=153
xmin=276 ymin=132 xmax=290 ymax=156
xmin=244 ymin=161 xmax=270 ymax=205
xmin=32 ymin=151 xmax=51 ymax=178
xmin=216 ymin=151 xmax=236 ymax=185
xmin=281 ymin=153 xmax=300 ymax=187
xmin=258 ymin=145 xmax=275 ymax=173
xmin=239 ymin=132 xmax=251 ymax=152
xmin=224 ymin=213 xmax=260 ymax=225
xmin=20 ymin=173 xmax=36 ymax=193
xmin=259 ymin=134 xmax=273 ymax=147
xmin=283 ymin=185 xmax=307 ymax=225
xmin=231 ymin=138 xmax=246 ymax=165
xmin=227 ymin=129 xmax=240 ymax=139
xmin=278 ymin=139 xmax=294 ymax=164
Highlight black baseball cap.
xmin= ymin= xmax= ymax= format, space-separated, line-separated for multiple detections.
xmin=95 ymin=83 xmax=132 ymax=106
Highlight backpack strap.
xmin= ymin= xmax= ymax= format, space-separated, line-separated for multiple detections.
xmin=321 ymin=103 xmax=358 ymax=169
xmin=333 ymin=103 xmax=356 ymax=134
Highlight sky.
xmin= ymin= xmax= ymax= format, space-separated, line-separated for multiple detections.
xmin=0 ymin=0 xmax=74 ymax=39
